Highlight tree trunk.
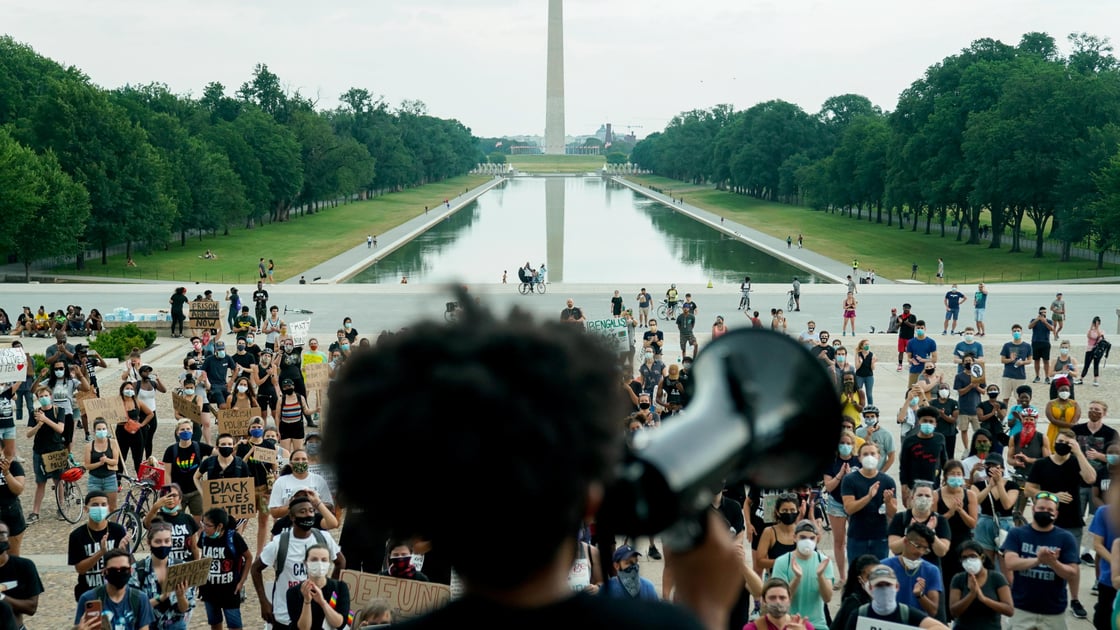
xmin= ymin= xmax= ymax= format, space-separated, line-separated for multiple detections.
xmin=101 ymin=241 xmax=108 ymax=265
xmin=925 ymin=212 xmax=932 ymax=234
xmin=23 ymin=261 xmax=30 ymax=283
xmin=1060 ymin=240 xmax=1071 ymax=263
xmin=180 ymin=229 xmax=186 ymax=247
xmin=967 ymin=207 xmax=981 ymax=245
xmin=126 ymin=240 xmax=132 ymax=261
xmin=1098 ymin=249 xmax=1106 ymax=270
xmin=76 ymin=250 xmax=85 ymax=271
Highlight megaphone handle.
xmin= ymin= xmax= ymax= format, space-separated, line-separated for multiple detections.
xmin=660 ymin=511 xmax=710 ymax=554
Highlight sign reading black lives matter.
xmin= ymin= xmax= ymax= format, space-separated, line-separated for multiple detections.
xmin=189 ymin=300 xmax=220 ymax=329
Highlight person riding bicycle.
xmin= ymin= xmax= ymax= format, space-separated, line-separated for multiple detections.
xmin=518 ymin=263 xmax=534 ymax=292
xmin=665 ymin=284 xmax=679 ymax=318
xmin=739 ymin=277 xmax=752 ymax=310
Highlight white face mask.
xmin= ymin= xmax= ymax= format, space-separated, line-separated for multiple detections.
xmin=861 ymin=455 xmax=879 ymax=470
xmin=962 ymin=557 xmax=983 ymax=575
xmin=237 ymin=385 xmax=249 ymax=393
xmin=306 ymin=560 xmax=330 ymax=578
xmin=796 ymin=538 xmax=816 ymax=555
xmin=1058 ymin=391 xmax=1070 ymax=400
xmin=939 ymin=389 xmax=950 ymax=398
xmin=911 ymin=496 xmax=933 ymax=512
xmin=901 ymin=556 xmax=923 ymax=570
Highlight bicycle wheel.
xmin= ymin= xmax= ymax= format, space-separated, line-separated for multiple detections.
xmin=56 ymin=481 xmax=85 ymax=524
xmin=536 ymin=282 xmax=547 ymax=295
xmin=518 ymin=282 xmax=529 ymax=295
xmin=656 ymin=304 xmax=668 ymax=320
xmin=109 ymin=509 xmax=143 ymax=553
xmin=788 ymin=294 xmax=795 ymax=311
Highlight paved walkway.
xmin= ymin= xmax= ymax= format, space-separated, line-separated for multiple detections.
xmin=613 ymin=177 xmax=887 ymax=285
xmin=288 ymin=177 xmax=508 ymax=284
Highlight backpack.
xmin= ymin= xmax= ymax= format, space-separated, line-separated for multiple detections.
xmin=94 ymin=584 xmax=144 ymax=624
xmin=858 ymin=602 xmax=911 ymax=625
xmin=269 ymin=528 xmax=329 ymax=604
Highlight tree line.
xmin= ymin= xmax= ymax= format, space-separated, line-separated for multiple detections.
xmin=631 ymin=32 xmax=1120 ymax=267
xmin=0 ymin=36 xmax=480 ymax=278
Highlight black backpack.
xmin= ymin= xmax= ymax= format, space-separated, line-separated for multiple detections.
xmin=857 ymin=603 xmax=911 ymax=625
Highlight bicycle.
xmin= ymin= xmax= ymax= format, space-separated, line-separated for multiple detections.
xmin=739 ymin=290 xmax=752 ymax=311
xmin=656 ymin=299 xmax=677 ymax=320
xmin=807 ymin=485 xmax=832 ymax=532
xmin=787 ymin=291 xmax=796 ymax=311
xmin=110 ymin=475 xmax=159 ymax=553
xmin=283 ymin=305 xmax=314 ymax=315
xmin=518 ymin=281 xmax=547 ymax=295
xmin=56 ymin=459 xmax=87 ymax=524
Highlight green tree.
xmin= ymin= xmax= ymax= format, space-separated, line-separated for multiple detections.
xmin=8 ymin=149 xmax=91 ymax=281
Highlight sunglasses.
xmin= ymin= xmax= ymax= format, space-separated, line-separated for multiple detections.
xmin=1035 ymin=491 xmax=1060 ymax=503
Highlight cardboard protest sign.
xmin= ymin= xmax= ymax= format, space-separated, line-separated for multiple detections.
xmin=250 ymin=444 xmax=277 ymax=465
xmin=303 ymin=363 xmax=330 ymax=393
xmin=172 ymin=394 xmax=201 ymax=423
xmin=200 ymin=477 xmax=255 ymax=519
xmin=0 ymin=348 xmax=27 ymax=384
xmin=339 ymin=570 xmax=451 ymax=620
xmin=81 ymin=396 xmax=127 ymax=423
xmin=42 ymin=450 xmax=71 ymax=473
xmin=288 ymin=320 xmax=310 ymax=346
xmin=166 ymin=558 xmax=212 ymax=588
xmin=189 ymin=300 xmax=221 ymax=329
xmin=215 ymin=408 xmax=254 ymax=437
xmin=584 ymin=318 xmax=630 ymax=353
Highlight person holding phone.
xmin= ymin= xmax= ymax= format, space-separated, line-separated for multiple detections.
xmin=74 ymin=548 xmax=154 ymax=630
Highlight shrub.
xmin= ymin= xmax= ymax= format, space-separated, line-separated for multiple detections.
xmin=89 ymin=324 xmax=157 ymax=360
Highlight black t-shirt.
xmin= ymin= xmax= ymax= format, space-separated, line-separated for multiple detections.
xmin=252 ymin=289 xmax=269 ymax=306
xmin=611 ymin=297 xmax=624 ymax=316
xmin=1027 ymin=456 xmax=1089 ymax=528
xmin=0 ymin=460 xmax=26 ymax=507
xmin=928 ymin=397 xmax=959 ymax=438
xmin=975 ymin=478 xmax=1021 ymax=517
xmin=394 ymin=592 xmax=704 ymax=630
xmin=888 ymin=510 xmax=951 ymax=568
xmin=841 ymin=472 xmax=896 ymax=541
xmin=949 ymin=570 xmax=1009 ymax=630
xmin=162 ymin=441 xmax=214 ymax=494
xmin=0 ymin=554 xmax=44 ymax=612
xmin=237 ymin=441 xmax=276 ymax=486
xmin=170 ymin=293 xmax=189 ymax=315
xmin=32 ymin=407 xmax=65 ymax=454
xmin=279 ymin=348 xmax=304 ymax=383
xmin=232 ymin=351 xmax=256 ymax=374
xmin=199 ymin=529 xmax=250 ymax=608
xmin=642 ymin=330 xmax=664 ymax=354
xmin=201 ymin=455 xmax=251 ymax=481
xmin=1072 ymin=423 xmax=1119 ymax=486
xmin=286 ymin=579 xmax=351 ymax=630
xmin=977 ymin=400 xmax=1007 ymax=445
xmin=151 ymin=511 xmax=199 ymax=564
xmin=68 ymin=522 xmax=128 ymax=599
xmin=898 ymin=314 xmax=918 ymax=340
xmin=899 ymin=434 xmax=947 ymax=487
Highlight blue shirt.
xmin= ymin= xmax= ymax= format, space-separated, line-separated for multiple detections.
xmin=945 ymin=290 xmax=965 ymax=309
xmin=1090 ymin=505 xmax=1119 ymax=587
xmin=952 ymin=341 xmax=984 ymax=372
xmin=75 ymin=586 xmax=156 ymax=630
xmin=600 ymin=575 xmax=659 ymax=601
xmin=1000 ymin=524 xmax=1079 ymax=614
xmin=881 ymin=555 xmax=942 ymax=611
xmin=905 ymin=337 xmax=937 ymax=374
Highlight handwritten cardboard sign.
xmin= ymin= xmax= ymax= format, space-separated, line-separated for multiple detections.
xmin=339 ymin=570 xmax=451 ymax=620
xmin=200 ymin=477 xmax=255 ymax=519
xmin=42 ymin=449 xmax=71 ymax=473
xmin=303 ymin=363 xmax=330 ymax=394
xmin=166 ymin=558 xmax=212 ymax=588
xmin=288 ymin=320 xmax=310 ymax=346
xmin=584 ymin=318 xmax=630 ymax=353
xmin=249 ymin=444 xmax=277 ymax=465
xmin=0 ymin=348 xmax=27 ymax=384
xmin=80 ymin=396 xmax=127 ymax=423
xmin=215 ymin=408 xmax=254 ymax=437
xmin=172 ymin=394 xmax=201 ymax=423
xmin=189 ymin=300 xmax=221 ymax=329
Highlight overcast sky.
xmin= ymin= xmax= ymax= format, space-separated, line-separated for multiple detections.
xmin=4 ymin=0 xmax=1117 ymax=139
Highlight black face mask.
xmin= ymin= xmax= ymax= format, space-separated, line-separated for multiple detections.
xmin=295 ymin=516 xmax=317 ymax=530
xmin=777 ymin=512 xmax=798 ymax=525
xmin=988 ymin=392 xmax=999 ymax=399
xmin=105 ymin=567 xmax=131 ymax=588
xmin=150 ymin=545 xmax=172 ymax=560
xmin=639 ymin=402 xmax=651 ymax=410
xmin=0 ymin=541 xmax=9 ymax=555
xmin=1033 ymin=511 xmax=1055 ymax=527
xmin=218 ymin=446 xmax=234 ymax=458
xmin=1054 ymin=442 xmax=1073 ymax=456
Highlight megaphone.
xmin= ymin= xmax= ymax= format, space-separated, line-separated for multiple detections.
xmin=599 ymin=328 xmax=842 ymax=540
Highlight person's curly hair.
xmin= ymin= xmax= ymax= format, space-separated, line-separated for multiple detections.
xmin=324 ymin=290 xmax=626 ymax=589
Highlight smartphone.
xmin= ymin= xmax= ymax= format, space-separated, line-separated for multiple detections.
xmin=159 ymin=486 xmax=174 ymax=498
xmin=84 ymin=599 xmax=102 ymax=619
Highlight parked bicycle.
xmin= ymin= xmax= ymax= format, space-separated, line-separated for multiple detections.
xmin=787 ymin=290 xmax=796 ymax=311
xmin=518 ymin=281 xmax=547 ymax=295
xmin=656 ymin=298 xmax=677 ymax=320
xmin=283 ymin=305 xmax=314 ymax=315
xmin=56 ymin=457 xmax=87 ymax=524
xmin=109 ymin=475 xmax=159 ymax=553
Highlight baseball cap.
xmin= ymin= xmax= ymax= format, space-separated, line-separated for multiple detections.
xmin=794 ymin=519 xmax=818 ymax=535
xmin=281 ymin=378 xmax=295 ymax=387
xmin=612 ymin=545 xmax=641 ymax=563
xmin=984 ymin=453 xmax=1005 ymax=467
xmin=214 ymin=341 xmax=226 ymax=349
xmin=868 ymin=566 xmax=898 ymax=586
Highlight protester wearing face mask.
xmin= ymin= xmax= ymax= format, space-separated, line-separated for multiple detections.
xmin=199 ymin=507 xmax=253 ymax=630
xmin=194 ymin=433 xmax=252 ymax=494
xmin=856 ymin=406 xmax=896 ymax=473
xmin=263 ymin=306 xmax=284 ymax=351
xmin=846 ymin=564 xmax=946 ymax=628
xmin=928 ymin=381 xmax=960 ymax=460
xmin=601 ymin=545 xmax=657 ymax=601
xmin=952 ymin=353 xmax=984 ymax=455
xmin=998 ymin=324 xmax=1031 ymax=407
xmin=831 ymin=555 xmax=882 ymax=630
xmin=770 ymin=520 xmax=832 ymax=628
xmin=842 ymin=442 xmax=897 ymax=563
xmin=161 ymin=419 xmax=214 ymax=521
xmin=970 ymin=453 xmax=1019 ymax=572
xmin=1050 ymin=340 xmax=1080 ymax=396
xmin=129 ymin=522 xmax=193 ymax=629
xmin=85 ymin=418 xmax=120 ymax=512
xmin=276 ymin=337 xmax=309 ymax=407
xmin=947 ymin=540 xmax=1013 ymax=628
xmin=221 ymin=376 xmax=259 ymax=412
xmin=251 ymin=495 xmax=344 ymax=628
xmin=175 ymin=373 xmax=212 ymax=444
xmin=976 ymin=385 xmax=1007 ymax=454
xmin=267 ymin=450 xmax=335 ymax=522
xmin=1044 ymin=382 xmax=1081 ymax=449
xmin=641 ymin=319 xmax=664 ymax=358
xmin=881 ymin=523 xmax=942 ymax=618
xmin=1079 ymin=401 xmax=1117 ymax=507
xmin=905 ymin=320 xmax=938 ymax=388
xmin=1007 ymin=406 xmax=1049 ymax=484
xmin=202 ymin=341 xmax=237 ymax=407
xmin=896 ymin=385 xmax=928 ymax=439
xmin=933 ymin=460 xmax=978 ymax=612
xmin=637 ymin=346 xmax=666 ymax=401
xmin=378 ymin=540 xmax=430 ymax=583
xmin=1000 ymin=493 xmax=1081 ymax=625
xmin=73 ymin=548 xmax=155 ymax=630
xmin=287 ymin=544 xmax=351 ymax=629
xmin=26 ymin=385 xmax=66 ymax=524
xmin=854 ymin=338 xmax=877 ymax=406
xmin=756 ymin=494 xmax=802 ymax=576
xmin=237 ymin=418 xmax=277 ymax=553
xmin=960 ymin=429 xmax=995 ymax=484
xmin=889 ymin=482 xmax=951 ymax=573
xmin=68 ymin=491 xmax=130 ymax=601
xmin=142 ymin=483 xmax=200 ymax=564
xmin=899 ymin=409 xmax=948 ymax=508
xmin=118 ymin=380 xmax=154 ymax=477
xmin=837 ymin=368 xmax=863 ymax=424
xmin=952 ymin=327 xmax=984 ymax=373
xmin=277 ymin=377 xmax=316 ymax=453
xmin=0 ymin=520 xmax=42 ymax=627
xmin=823 ymin=430 xmax=860 ymax=583
xmin=744 ymin=578 xmax=815 ymax=630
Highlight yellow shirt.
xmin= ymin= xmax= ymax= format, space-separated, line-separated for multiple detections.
xmin=1046 ymin=399 xmax=1077 ymax=447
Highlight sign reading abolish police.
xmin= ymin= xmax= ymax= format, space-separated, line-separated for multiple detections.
xmin=583 ymin=318 xmax=629 ymax=353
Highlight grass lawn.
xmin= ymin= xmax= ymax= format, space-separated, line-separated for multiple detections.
xmin=629 ymin=175 xmax=1120 ymax=283
xmin=53 ymin=176 xmax=489 ymax=283
xmin=508 ymin=154 xmax=605 ymax=173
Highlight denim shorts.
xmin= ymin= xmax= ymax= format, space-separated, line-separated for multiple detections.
xmin=0 ymin=426 xmax=14 ymax=441
xmin=204 ymin=600 xmax=243 ymax=628
xmin=823 ymin=493 xmax=848 ymax=518
xmin=31 ymin=451 xmax=61 ymax=484
xmin=87 ymin=474 xmax=118 ymax=494
xmin=975 ymin=514 xmax=1014 ymax=551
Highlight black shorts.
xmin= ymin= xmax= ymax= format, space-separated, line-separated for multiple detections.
xmin=257 ymin=391 xmax=276 ymax=411
xmin=1032 ymin=341 xmax=1051 ymax=361
xmin=279 ymin=420 xmax=305 ymax=440
xmin=0 ymin=502 xmax=27 ymax=536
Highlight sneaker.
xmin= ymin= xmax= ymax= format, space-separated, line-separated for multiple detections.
xmin=1033 ymin=377 xmax=1041 ymax=383
xmin=1071 ymin=599 xmax=1088 ymax=619
xmin=1075 ymin=378 xmax=1084 ymax=385
xmin=1094 ymin=381 xmax=1100 ymax=387
xmin=26 ymin=513 xmax=38 ymax=525
xmin=1045 ymin=377 xmax=1051 ymax=384
xmin=647 ymin=544 xmax=662 ymax=560
xmin=56 ymin=511 xmax=67 ymax=521
xmin=1082 ymin=552 xmax=1095 ymax=565
xmin=942 ymin=330 xmax=947 ymax=335
xmin=897 ymin=364 xmax=903 ymax=372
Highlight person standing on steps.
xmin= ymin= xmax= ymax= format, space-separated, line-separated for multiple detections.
xmin=1029 ymin=307 xmax=1055 ymax=385
xmin=942 ymin=285 xmax=967 ymax=336
xmin=1050 ymin=292 xmax=1066 ymax=339
xmin=1082 ymin=316 xmax=1106 ymax=387
xmin=897 ymin=304 xmax=917 ymax=373
xmin=791 ymin=277 xmax=801 ymax=312
xmin=973 ymin=284 xmax=988 ymax=337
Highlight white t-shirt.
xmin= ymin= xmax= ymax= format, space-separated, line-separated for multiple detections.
xmin=259 ymin=529 xmax=340 ymax=624
xmin=268 ymin=472 xmax=334 ymax=509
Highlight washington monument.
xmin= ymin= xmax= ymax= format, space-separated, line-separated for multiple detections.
xmin=544 ymin=0 xmax=565 ymax=155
